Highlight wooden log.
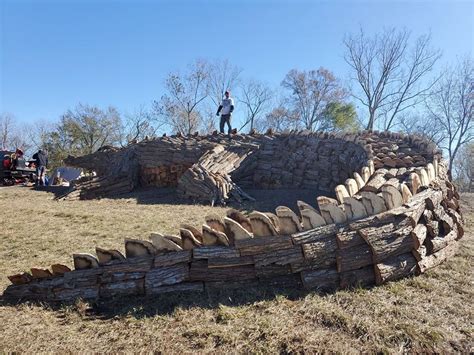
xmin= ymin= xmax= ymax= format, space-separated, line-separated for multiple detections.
xmin=51 ymin=264 xmax=71 ymax=276
xmin=30 ymin=268 xmax=53 ymax=279
xmin=301 ymin=235 xmax=338 ymax=260
xmin=345 ymin=178 xmax=359 ymax=196
xmin=353 ymin=172 xmax=366 ymax=190
xmin=291 ymin=224 xmax=338 ymax=245
xmin=411 ymin=224 xmax=427 ymax=250
xmin=180 ymin=224 xmax=203 ymax=242
xmin=73 ymin=253 xmax=100 ymax=270
xmin=407 ymin=172 xmax=421 ymax=194
xmin=145 ymin=264 xmax=189 ymax=291
xmin=100 ymin=279 xmax=145 ymax=298
xmin=335 ymin=184 xmax=350 ymax=204
xmin=254 ymin=264 xmax=292 ymax=278
xmin=359 ymin=221 xmax=414 ymax=263
xmin=96 ymin=247 xmax=126 ymax=265
xmin=343 ymin=196 xmax=368 ymax=221
xmin=400 ymin=183 xmax=412 ymax=203
xmin=358 ymin=191 xmax=387 ymax=215
xmin=374 ymin=252 xmax=418 ymax=285
xmin=425 ymin=190 xmax=443 ymax=210
xmin=226 ymin=209 xmax=253 ymax=233
xmin=361 ymin=166 xmax=371 ymax=183
xmin=253 ymin=247 xmax=304 ymax=267
xmin=8 ymin=272 xmax=33 ymax=285
xmin=432 ymin=206 xmax=455 ymax=235
xmin=235 ymin=235 xmax=293 ymax=256
xmin=149 ymin=233 xmax=183 ymax=251
xmin=336 ymin=229 xmax=366 ymax=249
xmin=339 ymin=266 xmax=375 ymax=289
xmin=189 ymin=261 xmax=256 ymax=281
xmin=412 ymin=245 xmax=427 ymax=261
xmin=223 ymin=217 xmax=253 ymax=243
xmin=336 ymin=243 xmax=373 ymax=272
xmin=101 ymin=256 xmax=153 ymax=273
xmin=317 ymin=196 xmax=347 ymax=224
xmin=154 ymin=250 xmax=192 ymax=267
xmin=146 ymin=282 xmax=204 ymax=295
xmin=275 ymin=206 xmax=302 ymax=234
xmin=418 ymin=241 xmax=458 ymax=273
xmin=301 ymin=268 xmax=339 ymax=291
xmin=297 ymin=201 xmax=326 ymax=230
xmin=204 ymin=214 xmax=226 ymax=234
xmin=192 ymin=246 xmax=240 ymax=259
xmin=381 ymin=185 xmax=403 ymax=210
xmin=249 ymin=211 xmax=279 ymax=237
xmin=202 ymin=224 xmax=230 ymax=246
xmin=180 ymin=228 xmax=202 ymax=250
xmin=207 ymin=255 xmax=254 ymax=268
xmin=426 ymin=227 xmax=458 ymax=254
xmin=361 ymin=173 xmax=386 ymax=193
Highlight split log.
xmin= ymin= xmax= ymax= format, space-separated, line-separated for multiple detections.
xmin=297 ymin=201 xmax=326 ymax=230
xmin=96 ymin=247 xmax=126 ymax=265
xmin=374 ymin=252 xmax=418 ymax=285
xmin=192 ymin=246 xmax=240 ymax=259
xmin=180 ymin=228 xmax=202 ymax=250
xmin=380 ymin=185 xmax=403 ymax=210
xmin=275 ymin=206 xmax=302 ymax=234
xmin=100 ymin=279 xmax=145 ymax=298
xmin=407 ymin=172 xmax=421 ymax=194
xmin=145 ymin=264 xmax=189 ymax=291
xmin=154 ymin=250 xmax=192 ymax=267
xmin=336 ymin=229 xmax=366 ymax=249
xmin=339 ymin=266 xmax=375 ymax=289
xmin=426 ymin=227 xmax=458 ymax=254
xmin=361 ymin=173 xmax=386 ymax=193
xmin=207 ymin=255 xmax=254 ymax=268
xmin=73 ymin=253 xmax=100 ymax=270
xmin=8 ymin=272 xmax=33 ymax=285
xmin=345 ymin=178 xmax=359 ymax=196
xmin=253 ymin=247 xmax=304 ymax=267
xmin=301 ymin=235 xmax=338 ymax=261
xmin=248 ymin=211 xmax=278 ymax=237
xmin=361 ymin=166 xmax=370 ymax=182
xmin=343 ymin=197 xmax=368 ymax=221
xmin=149 ymin=233 xmax=183 ymax=251
xmin=202 ymin=224 xmax=230 ymax=246
xmin=418 ymin=241 xmax=458 ymax=273
xmin=30 ymin=268 xmax=52 ymax=279
xmin=292 ymin=224 xmax=338 ymax=245
xmin=180 ymin=224 xmax=203 ymax=242
xmin=125 ymin=239 xmax=157 ymax=258
xmin=204 ymin=214 xmax=226 ymax=234
xmin=226 ymin=209 xmax=253 ymax=233
xmin=411 ymin=224 xmax=427 ymax=250
xmin=335 ymin=184 xmax=350 ymax=204
xmin=189 ymin=261 xmax=256 ymax=282
xmin=336 ymin=243 xmax=373 ymax=272
xmin=359 ymin=221 xmax=414 ymax=263
xmin=358 ymin=191 xmax=387 ymax=215
xmin=353 ymin=172 xmax=366 ymax=190
xmin=235 ymin=235 xmax=293 ymax=256
xmin=400 ymin=183 xmax=412 ymax=203
xmin=51 ymin=264 xmax=71 ymax=276
xmin=317 ymin=196 xmax=347 ymax=224
xmin=145 ymin=282 xmax=204 ymax=295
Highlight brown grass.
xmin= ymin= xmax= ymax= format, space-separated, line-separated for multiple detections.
xmin=0 ymin=187 xmax=472 ymax=353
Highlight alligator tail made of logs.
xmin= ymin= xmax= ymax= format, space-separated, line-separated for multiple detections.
xmin=2 ymin=130 xmax=464 ymax=302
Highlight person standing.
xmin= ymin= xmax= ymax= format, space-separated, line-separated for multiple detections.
xmin=32 ymin=149 xmax=48 ymax=186
xmin=216 ymin=90 xmax=234 ymax=135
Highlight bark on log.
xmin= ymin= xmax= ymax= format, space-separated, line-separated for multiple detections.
xmin=374 ymin=252 xmax=418 ymax=285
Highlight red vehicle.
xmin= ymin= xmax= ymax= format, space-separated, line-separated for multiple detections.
xmin=1 ymin=150 xmax=35 ymax=186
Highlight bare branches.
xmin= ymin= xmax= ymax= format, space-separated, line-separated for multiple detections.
xmin=207 ymin=59 xmax=242 ymax=108
xmin=344 ymin=28 xmax=441 ymax=130
xmin=239 ymin=79 xmax=273 ymax=132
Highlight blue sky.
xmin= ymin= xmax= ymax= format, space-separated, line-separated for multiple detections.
xmin=1 ymin=0 xmax=473 ymax=127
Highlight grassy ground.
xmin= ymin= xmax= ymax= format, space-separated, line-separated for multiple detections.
xmin=0 ymin=187 xmax=472 ymax=353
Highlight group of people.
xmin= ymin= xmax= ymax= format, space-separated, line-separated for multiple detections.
xmin=2 ymin=148 xmax=48 ymax=186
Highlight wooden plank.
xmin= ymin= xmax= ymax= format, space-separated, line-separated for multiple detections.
xmin=301 ymin=268 xmax=339 ymax=291
xmin=291 ymin=224 xmax=337 ymax=245
xmin=236 ymin=235 xmax=293 ymax=256
xmin=374 ymin=252 xmax=418 ymax=285
xmin=192 ymin=246 xmax=240 ymax=260
xmin=339 ymin=266 xmax=375 ymax=289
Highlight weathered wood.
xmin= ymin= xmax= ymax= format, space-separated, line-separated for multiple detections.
xmin=223 ymin=217 xmax=253 ymax=242
xmin=343 ymin=196 xmax=368 ymax=221
xmin=180 ymin=228 xmax=202 ymax=250
xmin=207 ymin=255 xmax=254 ymax=268
xmin=336 ymin=243 xmax=373 ymax=272
xmin=30 ymin=268 xmax=53 ymax=279
xmin=301 ymin=268 xmax=339 ymax=291
xmin=145 ymin=264 xmax=189 ymax=290
xmin=254 ymin=264 xmax=292 ymax=278
xmin=291 ymin=224 xmax=338 ymax=245
xmin=335 ymin=184 xmax=350 ymax=204
xmin=374 ymin=252 xmax=418 ymax=285
xmin=418 ymin=241 xmax=458 ymax=273
xmin=275 ymin=206 xmax=302 ymax=234
xmin=339 ymin=266 xmax=375 ymax=289
xmin=411 ymin=224 xmax=427 ymax=250
xmin=149 ymin=233 xmax=183 ymax=251
xmin=432 ymin=206 xmax=455 ymax=234
xmin=426 ymin=227 xmax=458 ymax=254
xmin=189 ymin=261 xmax=256 ymax=281
xmin=192 ymin=246 xmax=240 ymax=259
xmin=96 ymin=247 xmax=126 ymax=265
xmin=336 ymin=229 xmax=366 ymax=249
xmin=73 ymin=253 xmax=100 ymax=270
xmin=235 ymin=235 xmax=293 ymax=256
xmin=253 ymin=246 xmax=304 ymax=267
xmin=125 ymin=239 xmax=157 ymax=258
xmin=317 ymin=196 xmax=347 ymax=224
xmin=345 ymin=178 xmax=359 ymax=196
xmin=361 ymin=173 xmax=386 ymax=193
xmin=358 ymin=191 xmax=387 ymax=215
xmin=302 ymin=235 xmax=338 ymax=260
xmin=204 ymin=214 xmax=226 ymax=233
xmin=51 ymin=264 xmax=71 ymax=276
xmin=226 ymin=209 xmax=253 ymax=233
xmin=154 ymin=250 xmax=192 ymax=267
xmin=359 ymin=221 xmax=414 ymax=263
xmin=380 ymin=185 xmax=403 ymax=210
xmin=8 ymin=272 xmax=33 ymax=285
xmin=249 ymin=211 xmax=279 ymax=237
xmin=146 ymin=282 xmax=204 ymax=295
xmin=202 ymin=224 xmax=230 ymax=246
xmin=100 ymin=279 xmax=145 ymax=298
xmin=297 ymin=201 xmax=326 ymax=230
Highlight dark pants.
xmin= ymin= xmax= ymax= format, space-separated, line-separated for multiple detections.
xmin=220 ymin=114 xmax=232 ymax=134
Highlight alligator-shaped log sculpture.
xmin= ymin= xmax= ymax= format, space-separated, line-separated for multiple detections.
xmin=2 ymin=130 xmax=464 ymax=303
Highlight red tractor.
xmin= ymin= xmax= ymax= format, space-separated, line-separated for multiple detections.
xmin=1 ymin=150 xmax=36 ymax=186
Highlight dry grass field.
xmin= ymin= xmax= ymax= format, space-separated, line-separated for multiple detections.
xmin=0 ymin=187 xmax=472 ymax=353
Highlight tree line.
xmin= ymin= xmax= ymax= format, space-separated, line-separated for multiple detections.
xmin=1 ymin=28 xmax=472 ymax=189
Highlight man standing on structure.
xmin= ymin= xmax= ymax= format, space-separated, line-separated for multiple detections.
xmin=216 ymin=90 xmax=234 ymax=135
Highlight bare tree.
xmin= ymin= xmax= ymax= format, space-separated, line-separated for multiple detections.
xmin=453 ymin=142 xmax=474 ymax=192
xmin=154 ymin=60 xmax=209 ymax=135
xmin=343 ymin=28 xmax=441 ymax=130
xmin=0 ymin=112 xmax=15 ymax=150
xmin=281 ymin=68 xmax=346 ymax=131
xmin=122 ymin=105 xmax=162 ymax=144
xmin=239 ymin=79 xmax=273 ymax=132
xmin=260 ymin=105 xmax=300 ymax=132
xmin=207 ymin=59 xmax=242 ymax=108
xmin=426 ymin=58 xmax=473 ymax=174
xmin=398 ymin=113 xmax=445 ymax=146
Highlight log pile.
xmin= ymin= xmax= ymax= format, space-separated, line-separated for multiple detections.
xmin=62 ymin=130 xmax=437 ymax=203
xmin=3 ymin=149 xmax=463 ymax=302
